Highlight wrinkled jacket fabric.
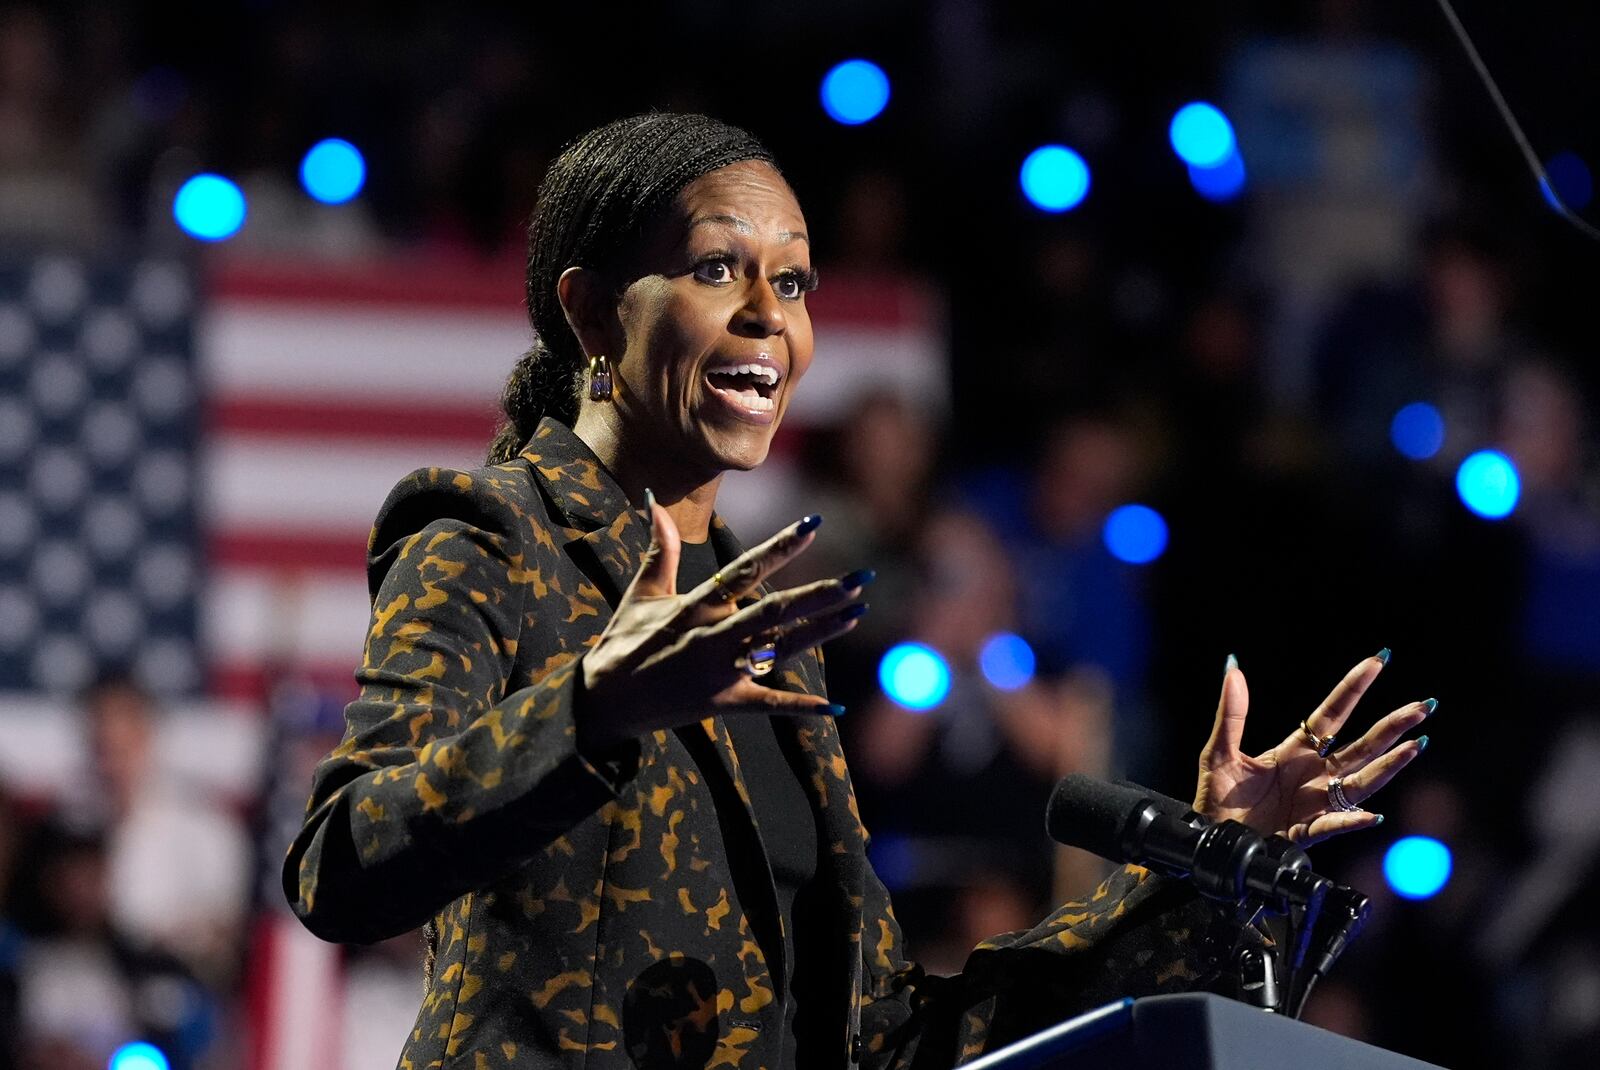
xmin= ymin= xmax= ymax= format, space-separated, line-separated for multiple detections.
xmin=284 ymin=418 xmax=1219 ymax=1070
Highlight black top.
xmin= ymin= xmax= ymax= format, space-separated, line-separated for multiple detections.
xmin=676 ymin=537 xmax=822 ymax=1068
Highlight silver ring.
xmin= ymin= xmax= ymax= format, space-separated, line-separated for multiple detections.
xmin=1327 ymin=776 xmax=1362 ymax=813
xmin=739 ymin=640 xmax=778 ymax=678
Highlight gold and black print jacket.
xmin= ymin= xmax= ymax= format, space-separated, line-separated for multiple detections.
xmin=284 ymin=417 xmax=1222 ymax=1070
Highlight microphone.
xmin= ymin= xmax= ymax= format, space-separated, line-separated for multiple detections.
xmin=1045 ymin=774 xmax=1323 ymax=910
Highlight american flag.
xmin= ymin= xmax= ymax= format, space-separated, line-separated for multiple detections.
xmin=0 ymin=247 xmax=947 ymax=1070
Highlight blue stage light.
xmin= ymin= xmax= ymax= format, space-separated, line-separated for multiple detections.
xmin=820 ymin=60 xmax=890 ymax=125
xmin=1187 ymin=148 xmax=1247 ymax=202
xmin=1390 ymin=402 xmax=1446 ymax=460
xmin=1456 ymin=449 xmax=1520 ymax=519
xmin=879 ymin=642 xmax=951 ymax=711
xmin=1543 ymin=151 xmax=1594 ymax=212
xmin=110 ymin=1042 xmax=170 ymax=1070
xmin=979 ymin=633 xmax=1036 ymax=691
xmin=1020 ymin=145 xmax=1090 ymax=213
xmin=1169 ymin=102 xmax=1236 ymax=168
xmin=1383 ymin=835 xmax=1453 ymax=900
xmin=300 ymin=138 xmax=367 ymax=204
xmin=1103 ymin=504 xmax=1168 ymax=565
xmin=172 ymin=174 xmax=245 ymax=241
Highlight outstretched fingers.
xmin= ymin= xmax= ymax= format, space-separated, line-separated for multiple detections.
xmin=1341 ymin=736 xmax=1427 ymax=805
xmin=1333 ymin=699 xmax=1435 ymax=773
xmin=627 ymin=492 xmax=682 ymax=599
xmin=1287 ymin=808 xmax=1384 ymax=847
xmin=715 ymin=575 xmax=866 ymax=642
xmin=1202 ymin=656 xmax=1251 ymax=763
xmin=685 ymin=514 xmax=822 ymax=609
xmin=1305 ymin=649 xmax=1390 ymax=740
xmin=716 ymin=679 xmax=845 ymax=718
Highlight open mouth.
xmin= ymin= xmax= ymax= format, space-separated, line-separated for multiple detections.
xmin=704 ymin=362 xmax=781 ymax=414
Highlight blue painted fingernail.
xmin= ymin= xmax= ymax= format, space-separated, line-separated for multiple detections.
xmin=1375 ymin=647 xmax=1392 ymax=665
xmin=841 ymin=568 xmax=876 ymax=590
xmin=841 ymin=602 xmax=869 ymax=621
xmin=1374 ymin=813 xmax=1385 ymax=826
xmin=826 ymin=703 xmax=847 ymax=716
xmin=1224 ymin=653 xmax=1238 ymax=677
xmin=796 ymin=514 xmax=822 ymax=534
xmin=1416 ymin=734 xmax=1430 ymax=753
xmin=1422 ymin=697 xmax=1438 ymax=716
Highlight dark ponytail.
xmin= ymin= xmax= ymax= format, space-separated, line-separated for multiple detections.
xmin=487 ymin=113 xmax=778 ymax=463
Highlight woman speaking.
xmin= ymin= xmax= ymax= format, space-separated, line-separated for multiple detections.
xmin=283 ymin=113 xmax=1429 ymax=1069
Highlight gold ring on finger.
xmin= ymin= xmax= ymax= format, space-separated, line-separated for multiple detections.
xmin=1327 ymin=775 xmax=1362 ymax=813
xmin=1300 ymin=719 xmax=1337 ymax=758
xmin=710 ymin=570 xmax=740 ymax=604
xmin=738 ymin=638 xmax=778 ymax=678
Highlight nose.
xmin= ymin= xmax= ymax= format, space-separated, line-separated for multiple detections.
xmin=732 ymin=278 xmax=787 ymax=339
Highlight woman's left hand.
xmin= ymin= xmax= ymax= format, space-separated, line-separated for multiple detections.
xmin=1192 ymin=651 xmax=1433 ymax=846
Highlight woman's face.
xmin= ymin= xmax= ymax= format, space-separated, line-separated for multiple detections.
xmin=608 ymin=160 xmax=815 ymax=476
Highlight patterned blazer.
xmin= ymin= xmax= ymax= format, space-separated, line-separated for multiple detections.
xmin=284 ymin=417 xmax=1222 ymax=1070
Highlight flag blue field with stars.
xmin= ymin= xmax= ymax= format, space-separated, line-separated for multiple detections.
xmin=0 ymin=254 xmax=201 ymax=696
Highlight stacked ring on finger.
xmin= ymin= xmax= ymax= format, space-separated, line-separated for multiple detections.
xmin=1327 ymin=776 xmax=1362 ymax=813
xmin=738 ymin=636 xmax=779 ymax=677
xmin=1300 ymin=719 xmax=1337 ymax=758
xmin=710 ymin=570 xmax=740 ymax=604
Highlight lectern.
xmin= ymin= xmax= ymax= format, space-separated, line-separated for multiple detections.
xmin=958 ymin=993 xmax=1444 ymax=1070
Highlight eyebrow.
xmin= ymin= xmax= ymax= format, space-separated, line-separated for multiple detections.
xmin=688 ymin=214 xmax=809 ymax=245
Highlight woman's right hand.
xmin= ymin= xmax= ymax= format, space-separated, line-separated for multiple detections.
xmin=576 ymin=496 xmax=870 ymax=752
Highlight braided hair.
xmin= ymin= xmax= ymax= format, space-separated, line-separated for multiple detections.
xmin=486 ymin=113 xmax=778 ymax=463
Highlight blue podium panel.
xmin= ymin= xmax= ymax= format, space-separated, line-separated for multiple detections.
xmin=960 ymin=993 xmax=1445 ymax=1070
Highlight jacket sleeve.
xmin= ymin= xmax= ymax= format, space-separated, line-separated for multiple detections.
xmin=282 ymin=466 xmax=634 ymax=945
xmin=856 ymin=855 xmax=1230 ymax=1068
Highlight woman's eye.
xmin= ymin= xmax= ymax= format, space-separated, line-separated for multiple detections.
xmin=773 ymin=274 xmax=803 ymax=300
xmin=693 ymin=259 xmax=735 ymax=284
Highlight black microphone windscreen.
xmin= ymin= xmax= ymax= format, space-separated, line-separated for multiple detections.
xmin=1045 ymin=774 xmax=1152 ymax=861
xmin=1113 ymin=779 xmax=1192 ymax=817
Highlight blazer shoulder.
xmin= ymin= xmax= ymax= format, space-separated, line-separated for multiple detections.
xmin=366 ymin=458 xmax=547 ymax=568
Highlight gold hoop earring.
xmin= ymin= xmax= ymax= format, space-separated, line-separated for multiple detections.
xmin=587 ymin=354 xmax=613 ymax=402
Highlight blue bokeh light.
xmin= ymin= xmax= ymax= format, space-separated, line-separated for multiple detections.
xmin=1188 ymin=148 xmax=1247 ymax=202
xmin=821 ymin=59 xmax=890 ymax=125
xmin=1169 ymin=102 xmax=1237 ymax=168
xmin=110 ymin=1042 xmax=171 ymax=1070
xmin=172 ymin=174 xmax=245 ymax=241
xmin=1020 ymin=145 xmax=1091 ymax=213
xmin=1103 ymin=504 xmax=1169 ymax=565
xmin=979 ymin=632 xmax=1036 ymax=691
xmin=1383 ymin=835 xmax=1453 ymax=900
xmin=1390 ymin=401 xmax=1446 ymax=460
xmin=879 ymin=642 xmax=951 ymax=711
xmin=300 ymin=138 xmax=367 ymax=204
xmin=1543 ymin=151 xmax=1594 ymax=212
xmin=1456 ymin=449 xmax=1521 ymax=519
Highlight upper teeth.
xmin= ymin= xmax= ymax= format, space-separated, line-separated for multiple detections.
xmin=720 ymin=363 xmax=778 ymax=385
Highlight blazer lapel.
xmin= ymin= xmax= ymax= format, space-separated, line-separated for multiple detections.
xmin=518 ymin=419 xmax=651 ymax=604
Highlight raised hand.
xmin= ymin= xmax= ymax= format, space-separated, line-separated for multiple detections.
xmin=1192 ymin=651 xmax=1433 ymax=846
xmin=576 ymin=496 xmax=869 ymax=752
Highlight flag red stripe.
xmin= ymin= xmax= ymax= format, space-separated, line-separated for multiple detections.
xmin=209 ymin=532 xmax=370 ymax=570
xmin=208 ymin=397 xmax=500 ymax=443
xmin=209 ymin=259 xmax=936 ymax=327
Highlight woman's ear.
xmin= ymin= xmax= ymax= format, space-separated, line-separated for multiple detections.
xmin=557 ymin=266 xmax=621 ymax=360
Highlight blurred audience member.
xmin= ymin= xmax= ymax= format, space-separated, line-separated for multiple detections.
xmin=62 ymin=672 xmax=250 ymax=985
xmin=10 ymin=817 xmax=212 ymax=1070
xmin=1008 ymin=414 xmax=1158 ymax=778
xmin=854 ymin=511 xmax=1107 ymax=949
xmin=0 ymin=6 xmax=98 ymax=244
xmin=799 ymin=391 xmax=939 ymax=712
